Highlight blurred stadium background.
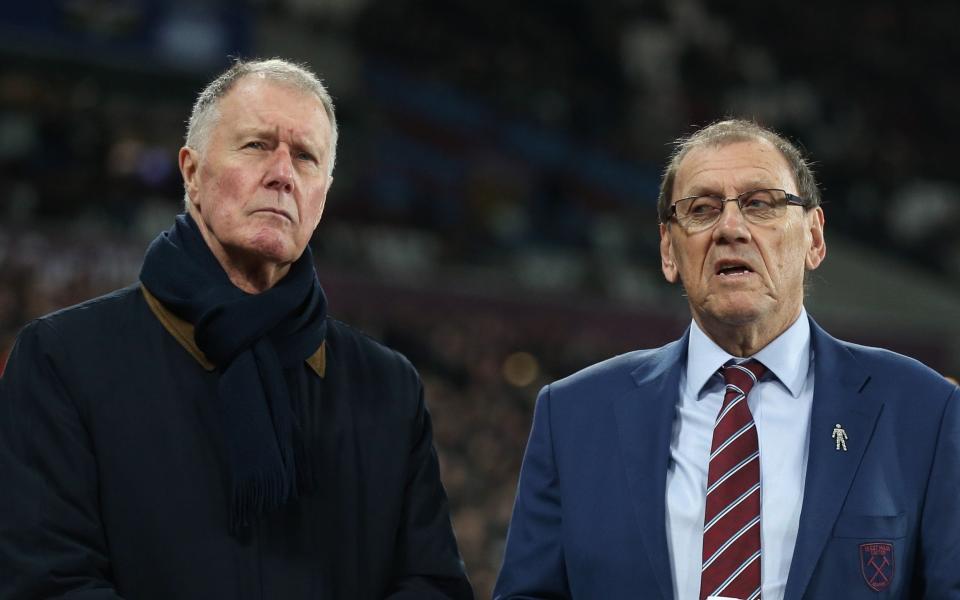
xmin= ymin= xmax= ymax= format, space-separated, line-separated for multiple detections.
xmin=2 ymin=1 xmax=960 ymax=595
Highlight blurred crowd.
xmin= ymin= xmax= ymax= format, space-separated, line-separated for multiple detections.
xmin=350 ymin=0 xmax=960 ymax=275
xmin=3 ymin=0 xmax=960 ymax=596
xmin=3 ymin=0 xmax=960 ymax=282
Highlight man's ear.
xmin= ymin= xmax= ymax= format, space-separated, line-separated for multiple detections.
xmin=312 ymin=177 xmax=332 ymax=229
xmin=805 ymin=206 xmax=827 ymax=270
xmin=179 ymin=146 xmax=200 ymax=208
xmin=660 ymin=223 xmax=679 ymax=283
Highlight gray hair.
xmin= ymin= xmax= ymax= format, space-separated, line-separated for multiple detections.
xmin=185 ymin=58 xmax=338 ymax=177
xmin=657 ymin=119 xmax=820 ymax=224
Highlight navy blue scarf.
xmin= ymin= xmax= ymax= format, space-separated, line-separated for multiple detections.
xmin=140 ymin=214 xmax=326 ymax=533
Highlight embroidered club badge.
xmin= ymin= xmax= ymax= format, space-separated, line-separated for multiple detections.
xmin=860 ymin=542 xmax=895 ymax=592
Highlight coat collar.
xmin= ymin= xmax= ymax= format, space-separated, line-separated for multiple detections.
xmin=783 ymin=316 xmax=875 ymax=600
xmin=140 ymin=284 xmax=326 ymax=377
xmin=614 ymin=330 xmax=689 ymax=600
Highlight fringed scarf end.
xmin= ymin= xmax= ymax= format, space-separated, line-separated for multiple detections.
xmin=228 ymin=470 xmax=294 ymax=535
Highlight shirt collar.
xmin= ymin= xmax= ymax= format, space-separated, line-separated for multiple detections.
xmin=685 ymin=307 xmax=811 ymax=399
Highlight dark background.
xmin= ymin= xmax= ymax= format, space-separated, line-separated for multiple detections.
xmin=2 ymin=1 xmax=959 ymax=595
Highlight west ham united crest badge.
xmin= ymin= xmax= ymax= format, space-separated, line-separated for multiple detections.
xmin=860 ymin=542 xmax=895 ymax=592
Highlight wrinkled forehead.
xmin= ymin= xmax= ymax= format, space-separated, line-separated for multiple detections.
xmin=225 ymin=76 xmax=327 ymax=117
xmin=673 ymin=137 xmax=795 ymax=197
xmin=216 ymin=77 xmax=331 ymax=141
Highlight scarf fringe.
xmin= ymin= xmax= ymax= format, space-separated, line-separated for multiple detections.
xmin=230 ymin=469 xmax=296 ymax=534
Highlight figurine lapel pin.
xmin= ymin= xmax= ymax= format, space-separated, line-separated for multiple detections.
xmin=832 ymin=423 xmax=848 ymax=451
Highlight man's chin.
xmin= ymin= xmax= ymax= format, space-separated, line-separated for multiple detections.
xmin=697 ymin=296 xmax=769 ymax=328
xmin=243 ymin=231 xmax=298 ymax=264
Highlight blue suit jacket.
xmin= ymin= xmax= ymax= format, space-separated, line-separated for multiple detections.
xmin=495 ymin=317 xmax=960 ymax=599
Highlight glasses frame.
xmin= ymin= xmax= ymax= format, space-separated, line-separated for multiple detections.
xmin=667 ymin=188 xmax=810 ymax=230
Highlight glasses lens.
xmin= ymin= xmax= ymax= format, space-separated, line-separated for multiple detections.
xmin=740 ymin=189 xmax=786 ymax=222
xmin=678 ymin=196 xmax=723 ymax=230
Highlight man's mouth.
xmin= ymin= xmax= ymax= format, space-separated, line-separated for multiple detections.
xmin=254 ymin=208 xmax=293 ymax=222
xmin=715 ymin=261 xmax=754 ymax=276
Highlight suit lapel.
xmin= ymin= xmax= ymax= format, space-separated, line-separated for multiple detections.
xmin=783 ymin=318 xmax=881 ymax=600
xmin=614 ymin=333 xmax=687 ymax=600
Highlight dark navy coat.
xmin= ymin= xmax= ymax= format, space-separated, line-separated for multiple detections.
xmin=0 ymin=284 xmax=472 ymax=600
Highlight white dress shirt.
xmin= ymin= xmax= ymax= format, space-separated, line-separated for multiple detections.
xmin=665 ymin=310 xmax=815 ymax=600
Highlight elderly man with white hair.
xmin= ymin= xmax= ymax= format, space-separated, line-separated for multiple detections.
xmin=0 ymin=58 xmax=473 ymax=600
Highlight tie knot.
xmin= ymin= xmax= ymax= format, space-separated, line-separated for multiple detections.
xmin=721 ymin=359 xmax=767 ymax=396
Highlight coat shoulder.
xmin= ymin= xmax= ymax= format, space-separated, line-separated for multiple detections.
xmin=15 ymin=284 xmax=145 ymax=353
xmin=549 ymin=338 xmax=684 ymax=403
xmin=837 ymin=338 xmax=956 ymax=398
xmin=324 ymin=317 xmax=419 ymax=383
xmin=31 ymin=284 xmax=144 ymax=337
xmin=812 ymin=318 xmax=958 ymax=420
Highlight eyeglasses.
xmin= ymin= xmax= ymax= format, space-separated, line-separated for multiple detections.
xmin=667 ymin=188 xmax=809 ymax=232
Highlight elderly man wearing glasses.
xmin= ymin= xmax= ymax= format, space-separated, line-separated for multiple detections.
xmin=495 ymin=120 xmax=960 ymax=600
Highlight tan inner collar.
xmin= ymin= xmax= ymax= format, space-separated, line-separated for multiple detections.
xmin=140 ymin=284 xmax=325 ymax=378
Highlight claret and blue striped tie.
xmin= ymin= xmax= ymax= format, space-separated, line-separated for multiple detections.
xmin=699 ymin=359 xmax=767 ymax=600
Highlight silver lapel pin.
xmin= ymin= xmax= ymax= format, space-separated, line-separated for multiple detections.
xmin=832 ymin=423 xmax=848 ymax=451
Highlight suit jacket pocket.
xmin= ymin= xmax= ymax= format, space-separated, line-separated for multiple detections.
xmin=832 ymin=512 xmax=907 ymax=539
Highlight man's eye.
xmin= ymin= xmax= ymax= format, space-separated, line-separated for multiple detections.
xmin=688 ymin=198 xmax=721 ymax=215
xmin=243 ymin=141 xmax=266 ymax=150
xmin=744 ymin=196 xmax=774 ymax=209
xmin=296 ymin=151 xmax=317 ymax=163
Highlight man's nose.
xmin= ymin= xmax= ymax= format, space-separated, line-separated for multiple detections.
xmin=264 ymin=147 xmax=295 ymax=194
xmin=712 ymin=199 xmax=751 ymax=242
